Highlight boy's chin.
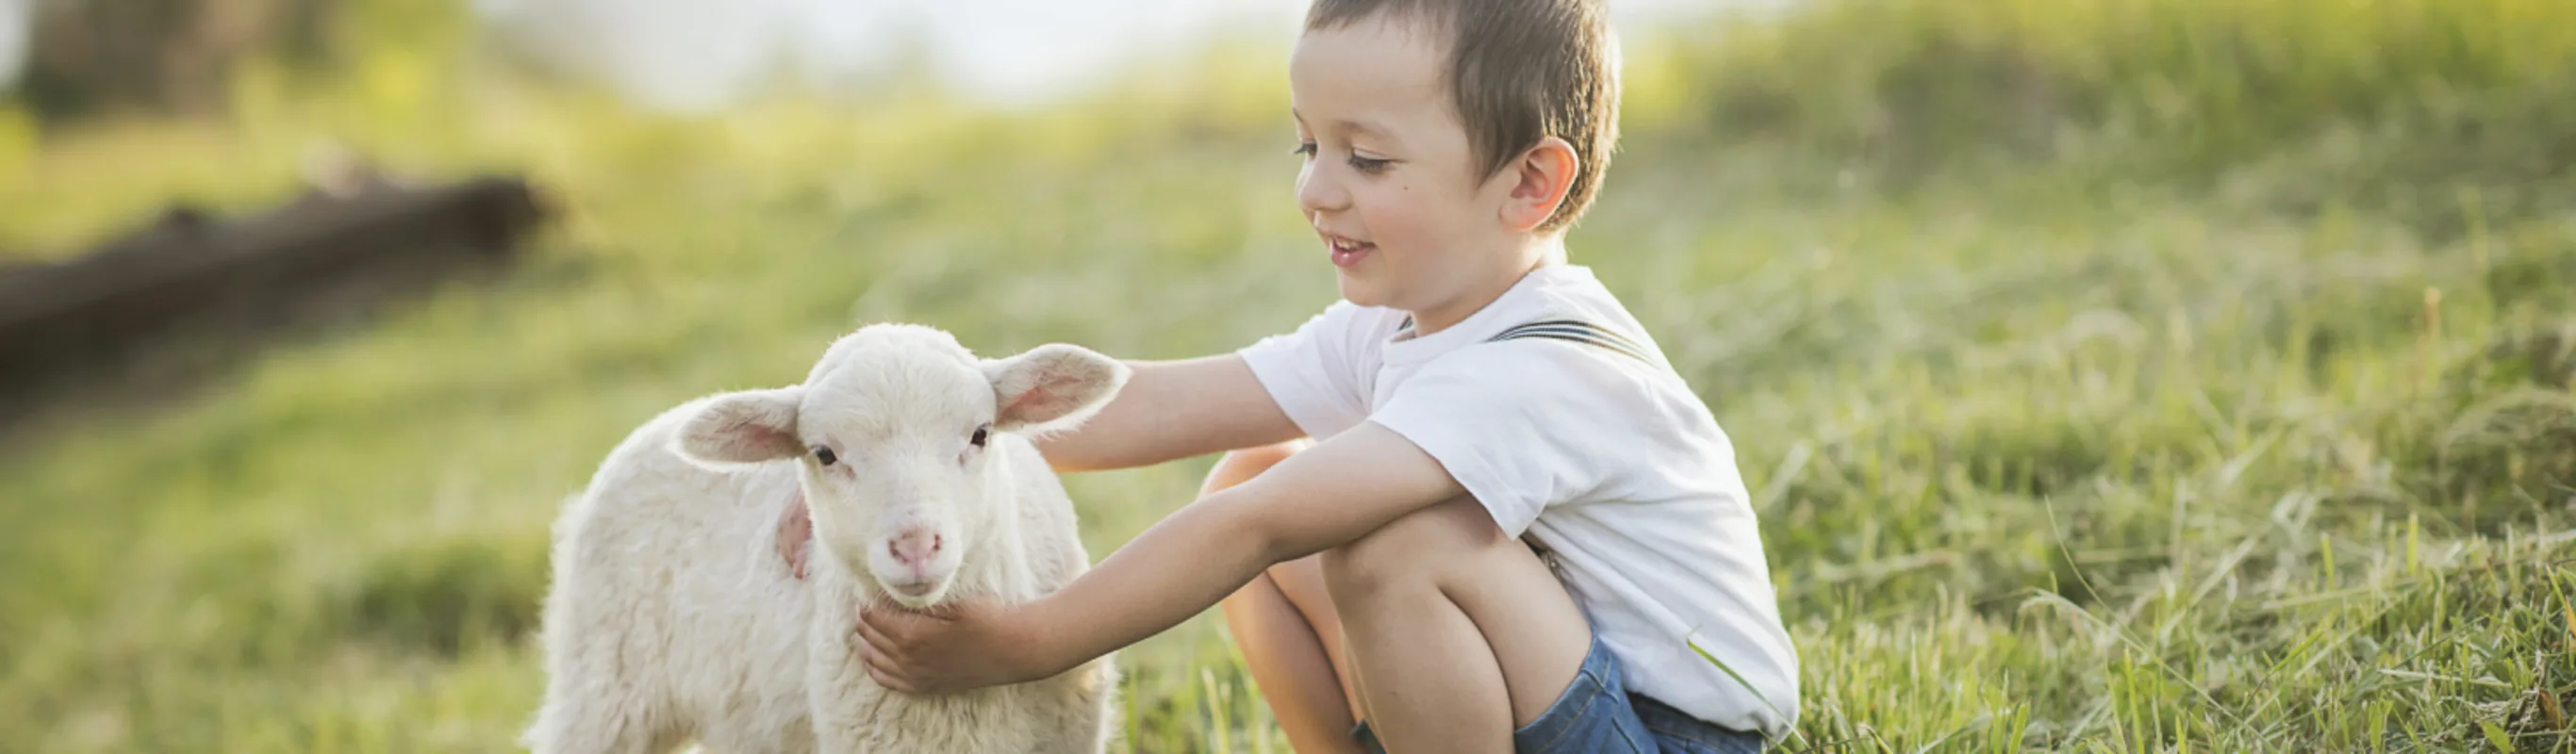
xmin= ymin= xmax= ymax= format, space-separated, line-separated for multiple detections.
xmin=1333 ymin=271 xmax=1392 ymax=308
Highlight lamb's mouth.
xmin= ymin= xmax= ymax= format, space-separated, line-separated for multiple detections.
xmin=879 ymin=578 xmax=945 ymax=604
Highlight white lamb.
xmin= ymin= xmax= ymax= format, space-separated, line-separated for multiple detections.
xmin=523 ymin=323 xmax=1126 ymax=753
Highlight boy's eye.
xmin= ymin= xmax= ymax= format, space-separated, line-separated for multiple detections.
xmin=1292 ymin=141 xmax=1317 ymax=158
xmin=1348 ymin=155 xmax=1392 ymax=173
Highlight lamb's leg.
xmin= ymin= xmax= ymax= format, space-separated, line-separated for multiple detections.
xmin=525 ymin=527 xmax=686 ymax=754
xmin=525 ymin=613 xmax=682 ymax=754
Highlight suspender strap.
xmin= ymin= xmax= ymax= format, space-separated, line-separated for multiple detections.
xmin=1487 ymin=320 xmax=1655 ymax=364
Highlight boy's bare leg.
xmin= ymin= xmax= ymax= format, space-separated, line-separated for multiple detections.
xmin=1214 ymin=445 xmax=1593 ymax=752
xmin=1263 ymin=555 xmax=1360 ymax=720
xmin=1213 ymin=443 xmax=1364 ymax=754
xmin=1325 ymin=495 xmax=1593 ymax=753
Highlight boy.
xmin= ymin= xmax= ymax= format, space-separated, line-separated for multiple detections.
xmin=784 ymin=0 xmax=1797 ymax=749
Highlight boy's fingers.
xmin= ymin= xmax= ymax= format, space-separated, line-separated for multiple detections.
xmin=856 ymin=611 xmax=902 ymax=656
xmin=857 ymin=636 xmax=889 ymax=672
xmin=857 ymin=637 xmax=914 ymax=692
xmin=866 ymin=663 xmax=914 ymax=694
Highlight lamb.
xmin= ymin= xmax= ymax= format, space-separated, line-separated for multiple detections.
xmin=522 ymin=323 xmax=1126 ymax=753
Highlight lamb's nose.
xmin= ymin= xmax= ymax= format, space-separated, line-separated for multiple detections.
xmin=888 ymin=529 xmax=943 ymax=568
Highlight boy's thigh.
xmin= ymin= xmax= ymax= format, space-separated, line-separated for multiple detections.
xmin=1326 ymin=495 xmax=1593 ymax=728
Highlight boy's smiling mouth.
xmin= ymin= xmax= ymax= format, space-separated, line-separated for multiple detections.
xmin=1322 ymin=231 xmax=1377 ymax=268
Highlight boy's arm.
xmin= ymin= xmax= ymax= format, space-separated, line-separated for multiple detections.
xmin=1033 ymin=355 xmax=1305 ymax=472
xmin=775 ymin=355 xmax=1297 ymax=578
xmin=854 ymin=420 xmax=1463 ymax=693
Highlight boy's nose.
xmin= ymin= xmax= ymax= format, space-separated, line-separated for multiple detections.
xmin=1296 ymin=165 xmax=1349 ymax=215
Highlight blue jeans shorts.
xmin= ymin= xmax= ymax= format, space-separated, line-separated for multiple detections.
xmin=1351 ymin=634 xmax=1769 ymax=753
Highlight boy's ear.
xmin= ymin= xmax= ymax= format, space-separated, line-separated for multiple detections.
xmin=983 ymin=344 xmax=1131 ymax=434
xmin=1497 ymin=136 xmax=1580 ymax=233
xmin=674 ymin=386 xmax=807 ymax=467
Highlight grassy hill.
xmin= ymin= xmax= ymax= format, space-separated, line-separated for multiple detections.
xmin=3 ymin=0 xmax=2572 ymax=750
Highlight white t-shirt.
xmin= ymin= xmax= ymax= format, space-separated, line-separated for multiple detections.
xmin=1236 ymin=264 xmax=1800 ymax=737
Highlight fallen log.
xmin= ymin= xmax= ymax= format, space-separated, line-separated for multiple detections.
xmin=0 ymin=174 xmax=547 ymax=417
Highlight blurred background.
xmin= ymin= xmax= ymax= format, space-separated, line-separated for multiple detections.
xmin=3 ymin=0 xmax=2573 ymax=750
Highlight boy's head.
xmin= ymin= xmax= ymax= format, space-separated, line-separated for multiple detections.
xmin=1290 ymin=0 xmax=1621 ymax=318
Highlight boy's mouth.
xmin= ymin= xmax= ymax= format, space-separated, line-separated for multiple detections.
xmin=1325 ymin=234 xmax=1376 ymax=269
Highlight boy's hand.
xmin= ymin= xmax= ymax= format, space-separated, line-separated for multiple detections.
xmin=856 ymin=597 xmax=1050 ymax=694
xmin=858 ymin=422 xmax=1458 ymax=699
xmin=854 ymin=423 xmax=1458 ymax=697
xmin=777 ymin=491 xmax=812 ymax=580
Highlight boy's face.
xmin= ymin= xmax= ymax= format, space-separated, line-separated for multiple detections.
xmin=1290 ymin=17 xmax=1513 ymax=313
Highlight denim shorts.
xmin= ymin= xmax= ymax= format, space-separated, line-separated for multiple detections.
xmin=1351 ymin=635 xmax=1769 ymax=753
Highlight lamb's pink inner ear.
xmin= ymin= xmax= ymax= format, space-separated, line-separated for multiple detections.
xmin=988 ymin=344 xmax=1127 ymax=431
xmin=1000 ymin=387 xmax=1051 ymax=419
xmin=731 ymin=422 xmax=798 ymax=455
xmin=676 ymin=387 xmax=805 ymax=465
xmin=999 ymin=371 xmax=1087 ymax=421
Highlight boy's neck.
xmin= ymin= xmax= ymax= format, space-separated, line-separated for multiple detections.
xmin=1407 ymin=236 xmax=1568 ymax=336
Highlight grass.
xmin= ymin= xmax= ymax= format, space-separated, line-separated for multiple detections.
xmin=4 ymin=0 xmax=2574 ymax=750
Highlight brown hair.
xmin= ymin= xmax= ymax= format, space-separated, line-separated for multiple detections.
xmin=1306 ymin=0 xmax=1621 ymax=233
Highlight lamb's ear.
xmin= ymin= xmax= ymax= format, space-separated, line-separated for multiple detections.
xmin=983 ymin=344 xmax=1131 ymax=434
xmin=673 ymin=386 xmax=807 ymax=467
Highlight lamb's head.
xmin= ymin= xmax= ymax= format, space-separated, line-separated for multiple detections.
xmin=670 ymin=324 xmax=1129 ymax=608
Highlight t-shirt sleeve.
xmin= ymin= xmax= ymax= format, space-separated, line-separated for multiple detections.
xmin=1368 ymin=342 xmax=1639 ymax=537
xmin=1235 ymin=301 xmax=1381 ymax=440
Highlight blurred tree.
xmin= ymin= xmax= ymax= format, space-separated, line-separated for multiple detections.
xmin=20 ymin=0 xmax=330 ymax=121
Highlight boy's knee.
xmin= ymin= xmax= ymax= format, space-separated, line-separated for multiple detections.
xmin=1222 ymin=569 xmax=1281 ymax=606
xmin=1318 ymin=542 xmax=1392 ymax=604
xmin=1199 ymin=441 xmax=1305 ymax=496
xmin=1323 ymin=496 xmax=1503 ymax=601
xmin=1264 ymin=553 xmax=1329 ymax=604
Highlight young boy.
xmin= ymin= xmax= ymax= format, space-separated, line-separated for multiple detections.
xmin=784 ymin=0 xmax=1798 ymax=749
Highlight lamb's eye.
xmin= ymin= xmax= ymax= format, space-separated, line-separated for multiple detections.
xmin=813 ymin=446 xmax=837 ymax=466
xmin=969 ymin=426 xmax=990 ymax=449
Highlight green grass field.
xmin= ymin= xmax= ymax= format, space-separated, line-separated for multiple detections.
xmin=4 ymin=0 xmax=2574 ymax=750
